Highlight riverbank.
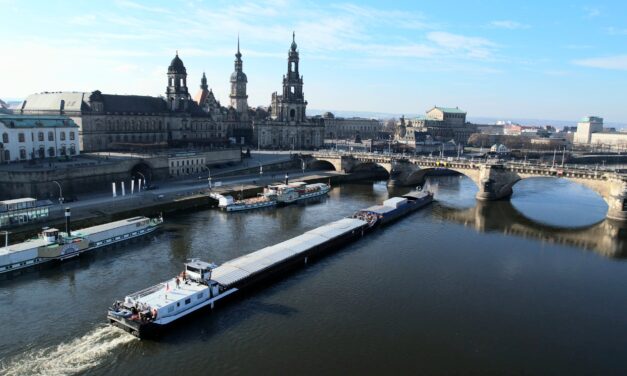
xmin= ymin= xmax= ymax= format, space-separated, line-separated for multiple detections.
xmin=4 ymin=171 xmax=356 ymax=243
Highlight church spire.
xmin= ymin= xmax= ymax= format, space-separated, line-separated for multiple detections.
xmin=291 ymin=31 xmax=297 ymax=51
xmin=200 ymin=72 xmax=208 ymax=90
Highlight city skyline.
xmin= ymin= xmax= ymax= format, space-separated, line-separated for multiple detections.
xmin=1 ymin=0 xmax=627 ymax=123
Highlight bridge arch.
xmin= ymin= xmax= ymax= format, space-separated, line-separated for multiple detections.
xmin=349 ymin=161 xmax=391 ymax=179
xmin=130 ymin=161 xmax=153 ymax=182
xmin=308 ymin=159 xmax=336 ymax=171
xmin=402 ymin=166 xmax=482 ymax=188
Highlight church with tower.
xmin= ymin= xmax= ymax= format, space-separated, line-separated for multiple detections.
xmin=255 ymin=33 xmax=324 ymax=149
xmin=19 ymin=32 xmax=321 ymax=151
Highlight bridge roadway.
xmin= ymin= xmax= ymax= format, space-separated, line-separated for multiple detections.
xmin=308 ymin=152 xmax=627 ymax=222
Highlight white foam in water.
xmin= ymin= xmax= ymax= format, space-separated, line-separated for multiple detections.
xmin=0 ymin=325 xmax=136 ymax=376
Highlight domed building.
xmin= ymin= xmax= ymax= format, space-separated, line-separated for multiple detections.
xmin=19 ymin=51 xmax=242 ymax=151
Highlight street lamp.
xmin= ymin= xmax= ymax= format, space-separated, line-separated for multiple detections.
xmin=52 ymin=180 xmax=63 ymax=204
xmin=257 ymin=162 xmax=263 ymax=180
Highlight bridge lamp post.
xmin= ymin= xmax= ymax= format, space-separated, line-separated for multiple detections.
xmin=52 ymin=180 xmax=64 ymax=204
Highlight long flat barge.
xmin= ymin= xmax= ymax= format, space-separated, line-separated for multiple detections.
xmin=107 ymin=190 xmax=432 ymax=339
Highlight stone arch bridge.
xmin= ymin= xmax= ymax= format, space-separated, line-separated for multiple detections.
xmin=308 ymin=153 xmax=627 ymax=221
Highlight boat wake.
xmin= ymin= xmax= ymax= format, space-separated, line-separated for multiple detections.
xmin=0 ymin=325 xmax=136 ymax=376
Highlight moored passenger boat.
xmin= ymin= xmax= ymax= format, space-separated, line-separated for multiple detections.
xmin=265 ymin=182 xmax=330 ymax=205
xmin=210 ymin=193 xmax=277 ymax=212
xmin=0 ymin=227 xmax=90 ymax=273
xmin=0 ymin=214 xmax=163 ymax=275
xmin=210 ymin=181 xmax=330 ymax=212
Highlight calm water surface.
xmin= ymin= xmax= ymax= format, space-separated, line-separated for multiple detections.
xmin=1 ymin=176 xmax=627 ymax=375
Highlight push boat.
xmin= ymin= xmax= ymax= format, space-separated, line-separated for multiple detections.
xmin=108 ymin=190 xmax=434 ymax=339
xmin=0 ymin=210 xmax=163 ymax=274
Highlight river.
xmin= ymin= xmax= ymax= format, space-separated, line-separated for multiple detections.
xmin=1 ymin=176 xmax=627 ymax=375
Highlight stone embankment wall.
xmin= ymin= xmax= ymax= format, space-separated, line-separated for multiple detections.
xmin=0 ymin=149 xmax=241 ymax=199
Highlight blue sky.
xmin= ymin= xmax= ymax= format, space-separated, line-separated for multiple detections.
xmin=1 ymin=0 xmax=626 ymax=123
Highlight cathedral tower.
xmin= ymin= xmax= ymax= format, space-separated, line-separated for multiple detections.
xmin=271 ymin=32 xmax=307 ymax=123
xmin=229 ymin=36 xmax=249 ymax=114
xmin=166 ymin=52 xmax=190 ymax=111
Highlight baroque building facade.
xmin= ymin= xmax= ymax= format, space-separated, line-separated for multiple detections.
xmin=254 ymin=33 xmax=324 ymax=149
xmin=20 ymin=51 xmax=250 ymax=152
xmin=320 ymin=112 xmax=382 ymax=140
xmin=396 ymin=106 xmax=477 ymax=145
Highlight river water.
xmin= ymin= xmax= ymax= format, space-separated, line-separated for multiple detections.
xmin=1 ymin=176 xmax=627 ymax=375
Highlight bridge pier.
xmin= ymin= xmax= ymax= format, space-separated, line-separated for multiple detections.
xmin=475 ymin=164 xmax=519 ymax=201
xmin=606 ymin=179 xmax=627 ymax=221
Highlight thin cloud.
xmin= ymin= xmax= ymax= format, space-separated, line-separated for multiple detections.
xmin=427 ymin=31 xmax=497 ymax=59
xmin=573 ymin=55 xmax=627 ymax=70
xmin=114 ymin=0 xmax=172 ymax=14
xmin=70 ymin=14 xmax=96 ymax=26
xmin=606 ymin=27 xmax=627 ymax=35
xmin=583 ymin=6 xmax=601 ymax=17
xmin=490 ymin=20 xmax=529 ymax=30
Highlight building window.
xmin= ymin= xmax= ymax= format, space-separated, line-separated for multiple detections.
xmin=2 ymin=133 xmax=8 ymax=143
xmin=69 ymin=132 xmax=75 ymax=140
xmin=19 ymin=148 xmax=26 ymax=160
xmin=60 ymin=146 xmax=66 ymax=156
xmin=18 ymin=133 xmax=25 ymax=143
xmin=60 ymin=132 xmax=66 ymax=141
xmin=48 ymin=132 xmax=54 ymax=141
xmin=4 ymin=150 xmax=9 ymax=161
xmin=69 ymin=144 xmax=76 ymax=155
xmin=48 ymin=147 xmax=55 ymax=157
xmin=38 ymin=147 xmax=45 ymax=159
xmin=38 ymin=132 xmax=44 ymax=141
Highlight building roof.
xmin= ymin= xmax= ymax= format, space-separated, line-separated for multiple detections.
xmin=429 ymin=106 xmax=467 ymax=114
xmin=0 ymin=114 xmax=79 ymax=128
xmin=230 ymin=70 xmax=248 ymax=83
xmin=21 ymin=92 xmax=89 ymax=113
xmin=100 ymin=94 xmax=168 ymax=114
xmin=168 ymin=53 xmax=187 ymax=74
xmin=579 ymin=116 xmax=603 ymax=123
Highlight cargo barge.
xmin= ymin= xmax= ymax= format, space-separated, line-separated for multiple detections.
xmin=107 ymin=191 xmax=432 ymax=339
xmin=352 ymin=189 xmax=434 ymax=228
xmin=0 ymin=210 xmax=163 ymax=274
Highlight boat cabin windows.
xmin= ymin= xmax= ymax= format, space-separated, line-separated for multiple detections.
xmin=185 ymin=298 xmax=191 ymax=305
xmin=185 ymin=260 xmax=216 ymax=283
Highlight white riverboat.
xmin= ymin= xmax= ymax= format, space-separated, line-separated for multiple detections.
xmin=265 ymin=182 xmax=331 ymax=205
xmin=0 ymin=215 xmax=163 ymax=274
xmin=210 ymin=193 xmax=277 ymax=212
xmin=211 ymin=182 xmax=330 ymax=212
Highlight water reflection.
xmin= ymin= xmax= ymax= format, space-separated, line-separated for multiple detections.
xmin=434 ymin=200 xmax=627 ymax=258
